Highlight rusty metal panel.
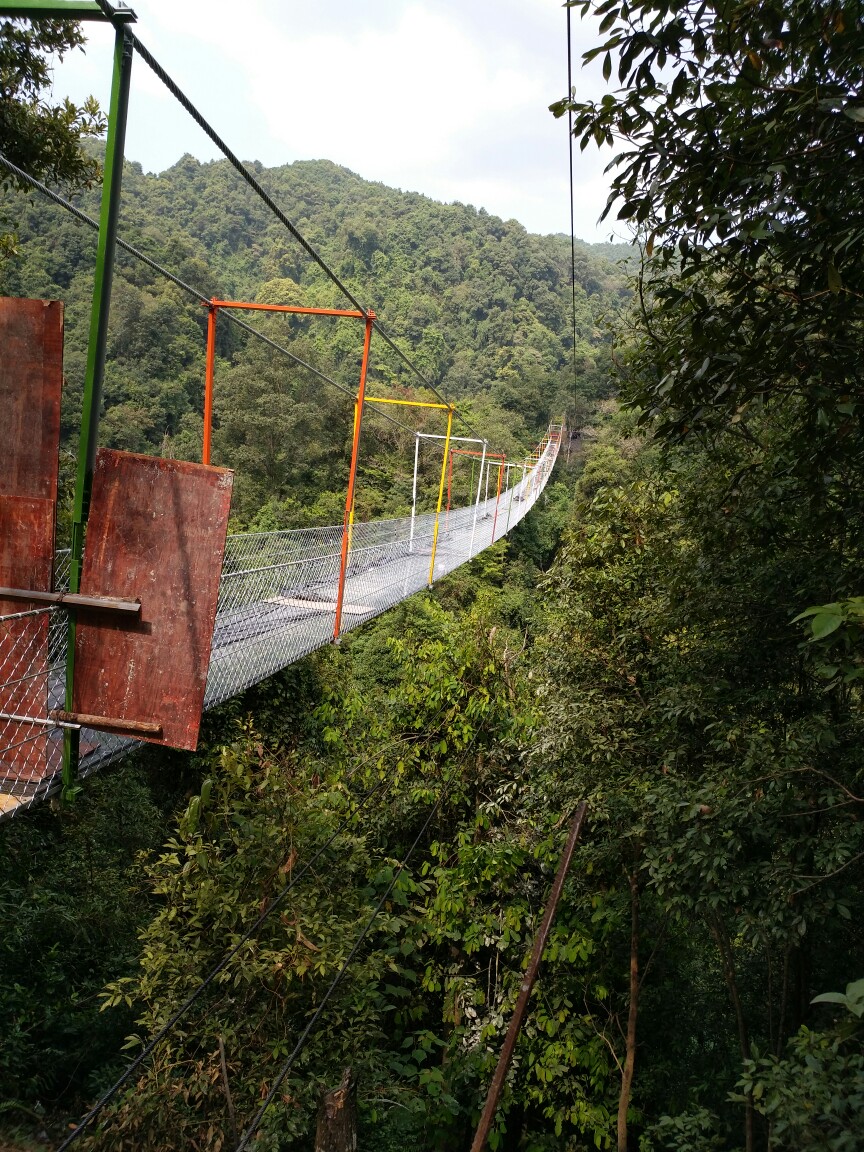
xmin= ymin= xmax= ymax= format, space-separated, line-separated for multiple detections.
xmin=0 ymin=497 xmax=56 ymax=783
xmin=0 ymin=496 xmax=56 ymax=605
xmin=74 ymin=449 xmax=233 ymax=750
xmin=0 ymin=297 xmax=63 ymax=502
xmin=0 ymin=298 xmax=63 ymax=789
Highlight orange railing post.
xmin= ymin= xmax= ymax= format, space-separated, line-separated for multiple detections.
xmin=333 ymin=314 xmax=374 ymax=640
xmin=203 ymin=301 xmax=217 ymax=465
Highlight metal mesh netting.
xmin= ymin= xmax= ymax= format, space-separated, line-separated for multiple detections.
xmin=0 ymin=606 xmax=67 ymax=815
xmin=0 ymin=426 xmax=561 ymax=817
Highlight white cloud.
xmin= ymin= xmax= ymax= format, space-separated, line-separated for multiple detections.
xmin=47 ymin=0 xmax=624 ymax=240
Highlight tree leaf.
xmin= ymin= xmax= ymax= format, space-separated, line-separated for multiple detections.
xmin=809 ymin=612 xmax=843 ymax=640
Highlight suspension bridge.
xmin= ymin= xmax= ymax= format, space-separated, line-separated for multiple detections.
xmin=0 ymin=0 xmax=565 ymax=819
xmin=0 ymin=421 xmax=560 ymax=818
xmin=0 ymin=5 xmax=584 ymax=1151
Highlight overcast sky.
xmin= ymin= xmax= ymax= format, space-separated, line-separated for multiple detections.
xmin=51 ymin=0 xmax=622 ymax=241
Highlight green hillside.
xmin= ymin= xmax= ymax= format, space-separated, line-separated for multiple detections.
xmin=1 ymin=154 xmax=627 ymax=524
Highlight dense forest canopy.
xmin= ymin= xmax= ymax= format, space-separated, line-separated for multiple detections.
xmin=0 ymin=149 xmax=629 ymax=525
xmin=1 ymin=4 xmax=863 ymax=1152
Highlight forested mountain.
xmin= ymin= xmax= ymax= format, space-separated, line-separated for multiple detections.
xmin=2 ymin=4 xmax=862 ymax=1151
xmin=0 ymin=154 xmax=628 ymax=524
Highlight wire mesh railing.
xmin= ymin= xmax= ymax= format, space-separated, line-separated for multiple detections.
xmin=0 ymin=426 xmax=561 ymax=817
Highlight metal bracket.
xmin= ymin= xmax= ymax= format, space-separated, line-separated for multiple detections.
xmin=0 ymin=588 xmax=141 ymax=614
xmin=51 ymin=710 xmax=161 ymax=737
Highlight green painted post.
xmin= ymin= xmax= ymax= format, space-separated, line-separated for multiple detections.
xmin=0 ymin=1 xmax=136 ymax=22
xmin=62 ymin=24 xmax=134 ymax=798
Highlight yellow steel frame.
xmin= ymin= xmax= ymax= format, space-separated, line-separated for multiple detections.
xmin=365 ymin=396 xmax=450 ymax=410
xmin=359 ymin=395 xmax=455 ymax=584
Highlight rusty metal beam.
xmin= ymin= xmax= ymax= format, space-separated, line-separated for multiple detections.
xmin=51 ymin=710 xmax=161 ymax=736
xmin=470 ymin=802 xmax=588 ymax=1152
xmin=0 ymin=588 xmax=140 ymax=614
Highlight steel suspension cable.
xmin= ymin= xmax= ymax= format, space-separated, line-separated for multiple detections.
xmin=55 ymin=770 xmax=396 ymax=1151
xmin=233 ymin=791 xmax=445 ymax=1152
xmin=89 ymin=1 xmax=477 ymax=436
xmin=0 ymin=150 xmax=414 ymax=436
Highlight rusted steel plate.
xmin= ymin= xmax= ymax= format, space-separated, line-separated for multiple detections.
xmin=0 ymin=298 xmax=63 ymax=502
xmin=0 ymin=298 xmax=63 ymax=788
xmin=74 ymin=449 xmax=233 ymax=750
xmin=0 ymin=496 xmax=56 ymax=608
xmin=0 ymin=496 xmax=56 ymax=785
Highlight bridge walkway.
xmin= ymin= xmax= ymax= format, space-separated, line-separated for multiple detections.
xmin=0 ymin=430 xmax=559 ymax=816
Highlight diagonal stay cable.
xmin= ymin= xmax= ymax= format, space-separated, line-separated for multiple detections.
xmin=89 ymin=1 xmax=478 ymax=436
xmin=220 ymin=313 xmax=415 ymax=434
xmin=233 ymin=789 xmax=445 ymax=1152
xmin=127 ymin=26 xmax=462 ymax=417
xmin=0 ymin=150 xmax=414 ymax=436
xmin=55 ymin=770 xmax=395 ymax=1151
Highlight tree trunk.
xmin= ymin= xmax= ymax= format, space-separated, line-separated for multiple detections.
xmin=708 ymin=914 xmax=753 ymax=1152
xmin=315 ymin=1068 xmax=357 ymax=1152
xmin=501 ymin=1102 xmax=525 ymax=1151
xmin=617 ymin=873 xmax=640 ymax=1152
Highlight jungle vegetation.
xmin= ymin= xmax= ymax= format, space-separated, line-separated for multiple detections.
xmin=1 ymin=3 xmax=863 ymax=1151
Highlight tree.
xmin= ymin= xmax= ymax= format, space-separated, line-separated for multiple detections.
xmin=0 ymin=17 xmax=104 ymax=191
xmin=553 ymin=0 xmax=864 ymax=485
xmin=534 ymin=410 xmax=864 ymax=1150
xmin=735 ymin=979 xmax=864 ymax=1150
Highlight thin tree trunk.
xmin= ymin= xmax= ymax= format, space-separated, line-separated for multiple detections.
xmin=708 ymin=914 xmax=753 ymax=1152
xmin=617 ymin=873 xmax=640 ymax=1152
xmin=217 ymin=1035 xmax=238 ymax=1147
xmin=776 ymin=947 xmax=790 ymax=1057
xmin=315 ymin=1068 xmax=357 ymax=1152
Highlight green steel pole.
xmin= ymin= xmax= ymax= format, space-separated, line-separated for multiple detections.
xmin=62 ymin=25 xmax=134 ymax=798
xmin=0 ymin=1 xmax=131 ymax=19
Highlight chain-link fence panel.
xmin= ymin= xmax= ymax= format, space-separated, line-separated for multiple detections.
xmin=0 ymin=606 xmax=65 ymax=815
xmin=1 ymin=427 xmax=561 ymax=816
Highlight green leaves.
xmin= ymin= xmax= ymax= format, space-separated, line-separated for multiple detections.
xmin=0 ymin=19 xmax=106 ymax=195
xmin=793 ymin=598 xmax=864 ymax=682
xmin=556 ymin=0 xmax=864 ymax=492
xmin=736 ymin=1001 xmax=864 ymax=1151
xmin=794 ymin=606 xmax=845 ymax=640
xmin=812 ymin=978 xmax=864 ymax=1020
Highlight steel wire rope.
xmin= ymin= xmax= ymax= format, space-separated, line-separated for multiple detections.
xmin=89 ymin=0 xmax=480 ymax=440
xmin=233 ymin=789 xmax=446 ymax=1152
xmin=54 ymin=768 xmax=397 ymax=1151
xmin=0 ymin=150 xmax=416 ymax=437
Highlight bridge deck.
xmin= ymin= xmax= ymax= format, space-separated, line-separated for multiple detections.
xmin=0 ymin=434 xmax=559 ymax=816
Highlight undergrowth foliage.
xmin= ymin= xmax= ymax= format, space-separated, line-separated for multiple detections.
xmin=3 ymin=2 xmax=864 ymax=1148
